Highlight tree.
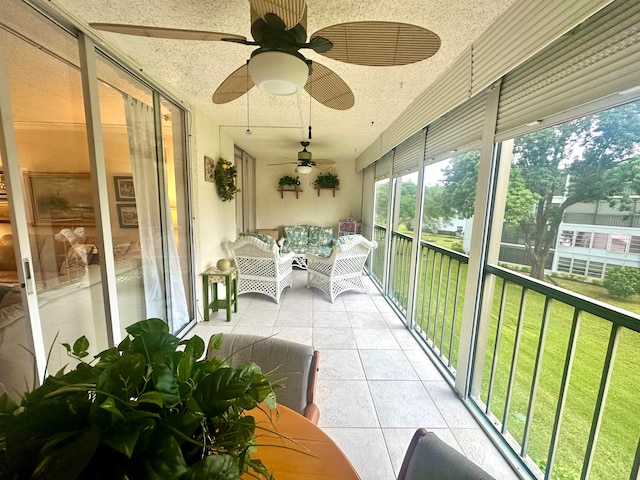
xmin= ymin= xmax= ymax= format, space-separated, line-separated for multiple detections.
xmin=374 ymin=180 xmax=390 ymax=226
xmin=397 ymin=179 xmax=417 ymax=230
xmin=440 ymin=101 xmax=640 ymax=279
xmin=422 ymin=185 xmax=455 ymax=233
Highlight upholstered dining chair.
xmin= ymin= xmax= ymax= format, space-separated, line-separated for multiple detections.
xmin=306 ymin=234 xmax=377 ymax=303
xmin=225 ymin=234 xmax=295 ymax=303
xmin=397 ymin=428 xmax=496 ymax=480
xmin=207 ymin=334 xmax=320 ymax=424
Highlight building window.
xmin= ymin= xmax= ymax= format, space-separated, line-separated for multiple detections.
xmin=575 ymin=231 xmax=592 ymax=248
xmin=630 ymin=235 xmax=640 ymax=254
xmin=572 ymin=259 xmax=587 ymax=275
xmin=557 ymin=256 xmax=572 ymax=273
xmin=609 ymin=234 xmax=630 ymax=253
xmin=587 ymin=261 xmax=604 ymax=278
xmin=559 ymin=230 xmax=575 ymax=246
xmin=592 ymin=233 xmax=608 ymax=249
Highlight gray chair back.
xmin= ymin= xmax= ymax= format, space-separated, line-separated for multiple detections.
xmin=398 ymin=429 xmax=496 ymax=480
xmin=207 ymin=334 xmax=320 ymax=423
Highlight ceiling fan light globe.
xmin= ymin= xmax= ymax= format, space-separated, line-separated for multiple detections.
xmin=296 ymin=165 xmax=313 ymax=174
xmin=249 ymin=51 xmax=308 ymax=96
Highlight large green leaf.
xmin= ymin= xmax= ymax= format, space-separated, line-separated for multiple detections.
xmin=149 ymin=356 xmax=181 ymax=407
xmin=177 ymin=348 xmax=195 ymax=385
xmin=126 ymin=318 xmax=169 ymax=337
xmin=32 ymin=427 xmax=100 ymax=480
xmin=180 ymin=336 xmax=205 ymax=360
xmin=0 ymin=392 xmax=19 ymax=414
xmin=97 ymin=352 xmax=146 ymax=400
xmin=135 ymin=391 xmax=164 ymax=408
xmin=193 ymin=368 xmax=252 ymax=417
xmin=207 ymin=333 xmax=224 ymax=352
xmin=179 ymin=455 xmax=240 ymax=480
xmin=141 ymin=430 xmax=188 ymax=480
xmin=102 ymin=416 xmax=156 ymax=459
xmin=131 ymin=331 xmax=180 ymax=356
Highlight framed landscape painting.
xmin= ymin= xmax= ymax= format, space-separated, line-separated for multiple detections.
xmin=27 ymin=173 xmax=95 ymax=225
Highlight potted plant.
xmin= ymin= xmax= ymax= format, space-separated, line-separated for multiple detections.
xmin=313 ymin=172 xmax=340 ymax=189
xmin=0 ymin=319 xmax=277 ymax=480
xmin=278 ymin=175 xmax=301 ymax=190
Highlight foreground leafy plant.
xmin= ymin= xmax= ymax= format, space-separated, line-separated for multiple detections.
xmin=0 ymin=319 xmax=277 ymax=480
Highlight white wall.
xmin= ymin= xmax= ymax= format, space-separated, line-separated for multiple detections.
xmin=190 ymin=110 xmax=237 ymax=319
xmin=254 ymin=158 xmax=363 ymax=235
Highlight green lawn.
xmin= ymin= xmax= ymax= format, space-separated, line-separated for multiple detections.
xmin=391 ymin=234 xmax=640 ymax=479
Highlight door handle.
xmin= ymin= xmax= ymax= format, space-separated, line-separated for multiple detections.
xmin=23 ymin=257 xmax=33 ymax=294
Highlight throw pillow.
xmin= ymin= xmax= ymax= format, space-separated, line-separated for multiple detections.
xmin=308 ymin=226 xmax=334 ymax=247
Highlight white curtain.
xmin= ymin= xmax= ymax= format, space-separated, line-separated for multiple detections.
xmin=123 ymin=94 xmax=188 ymax=331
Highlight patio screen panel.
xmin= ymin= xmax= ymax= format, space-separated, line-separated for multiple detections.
xmin=392 ymin=129 xmax=426 ymax=176
xmin=423 ymin=89 xmax=488 ymax=160
xmin=496 ymin=0 xmax=640 ymax=135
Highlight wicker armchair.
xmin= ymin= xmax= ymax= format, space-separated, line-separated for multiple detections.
xmin=225 ymin=235 xmax=295 ymax=303
xmin=306 ymin=234 xmax=377 ymax=303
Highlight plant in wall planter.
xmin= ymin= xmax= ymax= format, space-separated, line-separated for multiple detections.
xmin=313 ymin=172 xmax=340 ymax=189
xmin=214 ymin=157 xmax=239 ymax=202
xmin=278 ymin=175 xmax=301 ymax=190
xmin=0 ymin=319 xmax=278 ymax=480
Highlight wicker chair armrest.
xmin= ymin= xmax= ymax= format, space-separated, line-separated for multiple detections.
xmin=278 ymin=251 xmax=296 ymax=262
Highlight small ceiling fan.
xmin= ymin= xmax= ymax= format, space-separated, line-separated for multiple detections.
xmin=89 ymin=0 xmax=440 ymax=110
xmin=268 ymin=141 xmax=334 ymax=174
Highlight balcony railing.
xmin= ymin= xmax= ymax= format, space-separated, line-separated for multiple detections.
xmin=370 ymin=223 xmax=640 ymax=479
xmin=371 ymin=225 xmax=386 ymax=286
xmin=474 ymin=265 xmax=640 ymax=480
xmin=413 ymin=240 xmax=469 ymax=378
xmin=389 ymin=231 xmax=413 ymax=314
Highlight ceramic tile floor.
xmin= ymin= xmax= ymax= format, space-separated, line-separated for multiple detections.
xmin=188 ymin=270 xmax=520 ymax=480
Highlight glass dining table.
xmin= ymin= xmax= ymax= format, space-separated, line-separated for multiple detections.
xmin=245 ymin=404 xmax=361 ymax=479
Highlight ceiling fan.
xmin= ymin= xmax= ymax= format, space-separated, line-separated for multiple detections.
xmin=89 ymin=0 xmax=441 ymax=110
xmin=268 ymin=141 xmax=335 ymax=174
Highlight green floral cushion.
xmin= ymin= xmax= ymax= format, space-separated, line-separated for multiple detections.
xmin=239 ymin=232 xmax=275 ymax=245
xmin=283 ymin=225 xmax=309 ymax=246
xmin=308 ymin=226 xmax=334 ymax=247
xmin=336 ymin=234 xmax=363 ymax=247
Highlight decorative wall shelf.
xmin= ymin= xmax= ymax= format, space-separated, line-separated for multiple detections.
xmin=314 ymin=187 xmax=339 ymax=197
xmin=277 ymin=188 xmax=302 ymax=199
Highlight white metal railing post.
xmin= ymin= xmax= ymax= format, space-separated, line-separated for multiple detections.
xmin=405 ymin=129 xmax=427 ymax=327
xmin=454 ymin=81 xmax=509 ymax=397
xmin=382 ymin=151 xmax=396 ymax=295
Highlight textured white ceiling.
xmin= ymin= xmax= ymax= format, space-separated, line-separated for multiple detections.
xmin=48 ymin=0 xmax=517 ymax=165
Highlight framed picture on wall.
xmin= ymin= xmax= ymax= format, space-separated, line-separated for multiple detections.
xmin=114 ymin=176 xmax=136 ymax=201
xmin=0 ymin=171 xmax=6 ymax=200
xmin=117 ymin=204 xmax=138 ymax=228
xmin=204 ymin=156 xmax=215 ymax=183
xmin=27 ymin=172 xmax=95 ymax=225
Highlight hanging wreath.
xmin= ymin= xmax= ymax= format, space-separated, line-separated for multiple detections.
xmin=214 ymin=157 xmax=239 ymax=202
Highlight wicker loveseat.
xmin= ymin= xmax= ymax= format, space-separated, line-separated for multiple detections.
xmin=278 ymin=224 xmax=334 ymax=269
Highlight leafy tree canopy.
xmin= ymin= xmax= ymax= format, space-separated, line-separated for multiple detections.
xmin=440 ymin=101 xmax=640 ymax=279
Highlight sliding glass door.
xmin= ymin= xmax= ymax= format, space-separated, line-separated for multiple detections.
xmin=0 ymin=0 xmax=193 ymax=394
